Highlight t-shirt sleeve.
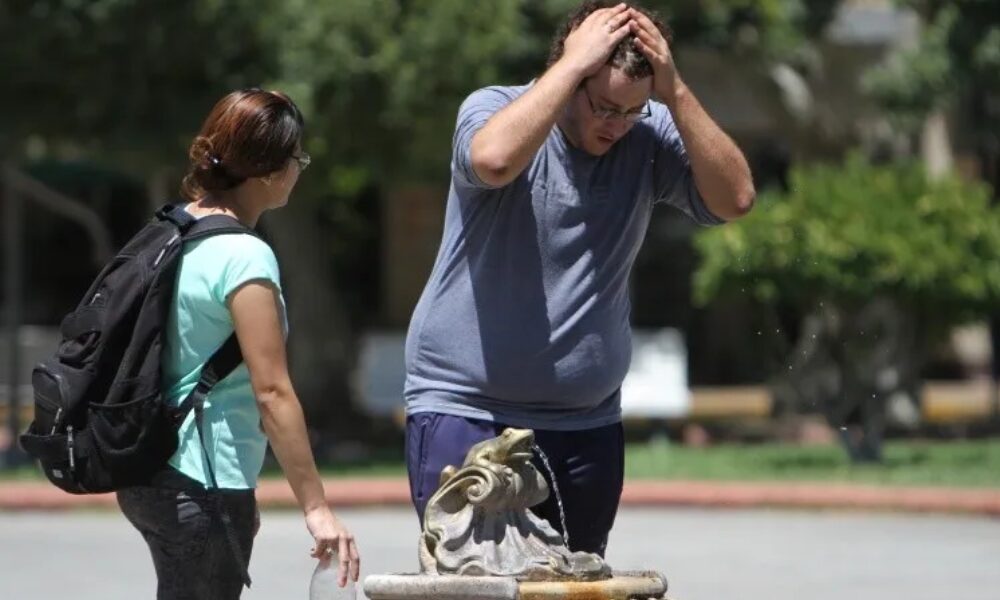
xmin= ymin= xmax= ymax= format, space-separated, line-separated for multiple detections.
xmin=650 ymin=103 xmax=725 ymax=226
xmin=211 ymin=235 xmax=282 ymax=304
xmin=451 ymin=86 xmax=518 ymax=190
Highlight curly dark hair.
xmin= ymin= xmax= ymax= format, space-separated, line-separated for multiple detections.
xmin=546 ymin=1 xmax=671 ymax=80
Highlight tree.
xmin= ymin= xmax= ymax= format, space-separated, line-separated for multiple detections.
xmin=863 ymin=0 xmax=1000 ymax=155
xmin=2 ymin=0 xmax=562 ymax=440
xmin=0 ymin=0 xmax=279 ymax=173
xmin=1 ymin=0 xmax=845 ymax=439
xmin=694 ymin=155 xmax=1000 ymax=460
xmin=863 ymin=0 xmax=1000 ymax=418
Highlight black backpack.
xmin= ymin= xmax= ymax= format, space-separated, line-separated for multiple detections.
xmin=19 ymin=203 xmax=256 ymax=494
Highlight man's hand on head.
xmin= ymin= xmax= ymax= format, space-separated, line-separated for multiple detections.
xmin=629 ymin=9 xmax=682 ymax=108
xmin=559 ymin=3 xmax=635 ymax=79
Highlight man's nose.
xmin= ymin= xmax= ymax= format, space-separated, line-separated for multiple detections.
xmin=610 ymin=117 xmax=634 ymax=134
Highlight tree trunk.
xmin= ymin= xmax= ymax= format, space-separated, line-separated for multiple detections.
xmin=782 ymin=297 xmax=923 ymax=462
xmin=921 ymin=109 xmax=953 ymax=180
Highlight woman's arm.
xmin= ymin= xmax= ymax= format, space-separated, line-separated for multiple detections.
xmin=229 ymin=281 xmax=360 ymax=585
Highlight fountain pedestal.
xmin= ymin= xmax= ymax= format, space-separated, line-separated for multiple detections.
xmin=362 ymin=428 xmax=671 ymax=600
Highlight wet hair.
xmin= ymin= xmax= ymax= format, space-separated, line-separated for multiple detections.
xmin=181 ymin=88 xmax=304 ymax=202
xmin=546 ymin=1 xmax=672 ymax=80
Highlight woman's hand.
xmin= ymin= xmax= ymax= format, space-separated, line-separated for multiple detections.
xmin=306 ymin=506 xmax=361 ymax=587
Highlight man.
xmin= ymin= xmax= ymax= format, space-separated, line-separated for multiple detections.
xmin=404 ymin=1 xmax=754 ymax=556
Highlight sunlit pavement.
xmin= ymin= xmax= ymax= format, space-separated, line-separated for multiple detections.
xmin=2 ymin=507 xmax=998 ymax=600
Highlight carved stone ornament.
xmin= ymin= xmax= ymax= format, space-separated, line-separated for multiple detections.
xmin=418 ymin=428 xmax=612 ymax=581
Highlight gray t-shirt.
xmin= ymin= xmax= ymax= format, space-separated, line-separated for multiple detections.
xmin=404 ymin=84 xmax=722 ymax=430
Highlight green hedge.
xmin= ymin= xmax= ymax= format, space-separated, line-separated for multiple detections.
xmin=694 ymin=156 xmax=1000 ymax=327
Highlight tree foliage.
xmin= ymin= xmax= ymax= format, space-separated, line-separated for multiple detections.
xmin=0 ymin=0 xmax=277 ymax=168
xmin=1 ymin=0 xmax=842 ymax=179
xmin=694 ymin=155 xmax=1000 ymax=330
xmin=695 ymin=156 xmax=1000 ymax=459
xmin=260 ymin=0 xmax=545 ymax=193
xmin=664 ymin=0 xmax=839 ymax=60
xmin=863 ymin=0 xmax=1000 ymax=132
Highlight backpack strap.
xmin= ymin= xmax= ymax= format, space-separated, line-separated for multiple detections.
xmin=155 ymin=202 xmax=197 ymax=232
xmin=171 ymin=333 xmax=253 ymax=588
xmin=154 ymin=202 xmax=262 ymax=242
xmin=163 ymin=209 xmax=263 ymax=590
xmin=172 ymin=334 xmax=243 ymax=424
xmin=168 ymin=207 xmax=263 ymax=426
xmin=184 ymin=214 xmax=261 ymax=242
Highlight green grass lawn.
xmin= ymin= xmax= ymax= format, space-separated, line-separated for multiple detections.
xmin=303 ymin=438 xmax=1000 ymax=487
xmin=624 ymin=438 xmax=1000 ymax=487
xmin=4 ymin=439 xmax=999 ymax=488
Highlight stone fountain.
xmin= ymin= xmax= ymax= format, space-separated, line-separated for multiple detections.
xmin=363 ymin=428 xmax=670 ymax=600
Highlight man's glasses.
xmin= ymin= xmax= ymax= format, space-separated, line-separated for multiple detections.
xmin=292 ymin=152 xmax=311 ymax=171
xmin=582 ymin=86 xmax=650 ymax=123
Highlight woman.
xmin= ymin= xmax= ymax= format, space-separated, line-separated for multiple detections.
xmin=116 ymin=88 xmax=360 ymax=599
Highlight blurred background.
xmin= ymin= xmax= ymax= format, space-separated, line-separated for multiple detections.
xmin=2 ymin=0 xmax=999 ymax=484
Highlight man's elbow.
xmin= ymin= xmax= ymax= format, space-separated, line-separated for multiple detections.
xmin=718 ymin=185 xmax=755 ymax=221
xmin=471 ymin=151 xmax=516 ymax=187
xmin=733 ymin=185 xmax=756 ymax=217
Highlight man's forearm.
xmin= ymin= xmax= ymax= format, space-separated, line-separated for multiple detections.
xmin=470 ymin=60 xmax=585 ymax=187
xmin=666 ymin=81 xmax=755 ymax=220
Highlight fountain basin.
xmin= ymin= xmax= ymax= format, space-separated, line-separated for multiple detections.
xmin=363 ymin=570 xmax=668 ymax=600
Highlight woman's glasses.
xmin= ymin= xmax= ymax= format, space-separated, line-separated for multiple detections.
xmin=292 ymin=152 xmax=311 ymax=171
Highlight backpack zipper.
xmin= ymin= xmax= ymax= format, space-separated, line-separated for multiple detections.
xmin=66 ymin=425 xmax=76 ymax=472
xmin=50 ymin=408 xmax=63 ymax=434
xmin=33 ymin=365 xmax=69 ymax=431
xmin=153 ymin=233 xmax=181 ymax=267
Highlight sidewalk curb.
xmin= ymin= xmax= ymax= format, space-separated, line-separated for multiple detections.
xmin=2 ymin=479 xmax=998 ymax=516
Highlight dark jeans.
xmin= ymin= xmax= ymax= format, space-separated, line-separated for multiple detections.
xmin=116 ymin=468 xmax=257 ymax=600
xmin=405 ymin=412 xmax=624 ymax=556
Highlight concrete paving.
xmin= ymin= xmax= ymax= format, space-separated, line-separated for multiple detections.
xmin=2 ymin=507 xmax=998 ymax=600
